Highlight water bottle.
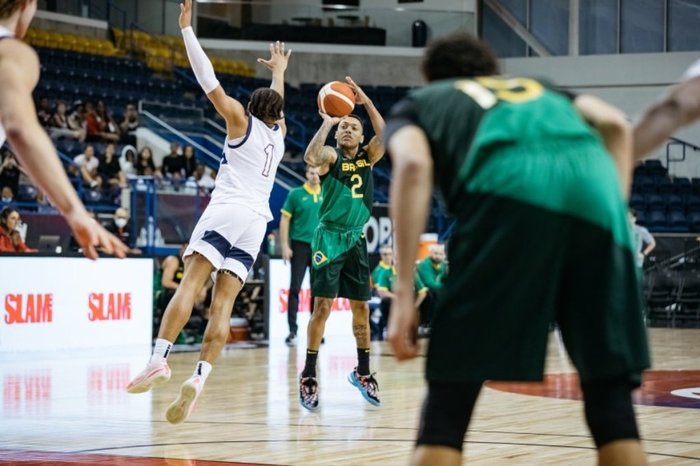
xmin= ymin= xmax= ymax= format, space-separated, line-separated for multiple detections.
xmin=146 ymin=216 xmax=155 ymax=248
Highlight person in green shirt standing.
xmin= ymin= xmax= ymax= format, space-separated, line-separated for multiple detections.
xmin=416 ymin=243 xmax=447 ymax=332
xmin=279 ymin=165 xmax=322 ymax=346
xmin=299 ymin=76 xmax=386 ymax=411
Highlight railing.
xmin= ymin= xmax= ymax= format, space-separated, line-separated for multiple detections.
xmin=666 ymin=136 xmax=700 ymax=172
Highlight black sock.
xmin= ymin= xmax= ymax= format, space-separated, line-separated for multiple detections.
xmin=302 ymin=349 xmax=318 ymax=377
xmin=357 ymin=348 xmax=370 ymax=375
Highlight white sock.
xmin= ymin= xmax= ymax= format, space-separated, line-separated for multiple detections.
xmin=192 ymin=361 xmax=212 ymax=381
xmin=149 ymin=338 xmax=173 ymax=364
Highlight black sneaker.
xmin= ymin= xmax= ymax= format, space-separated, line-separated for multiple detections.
xmin=299 ymin=375 xmax=319 ymax=411
xmin=285 ymin=333 xmax=297 ymax=346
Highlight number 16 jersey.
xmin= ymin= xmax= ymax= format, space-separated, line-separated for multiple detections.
xmin=212 ymin=115 xmax=285 ymax=221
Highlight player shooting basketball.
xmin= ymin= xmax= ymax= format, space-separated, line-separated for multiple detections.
xmin=298 ymin=76 xmax=386 ymax=411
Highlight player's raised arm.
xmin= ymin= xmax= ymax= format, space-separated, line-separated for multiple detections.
xmin=303 ymin=112 xmax=340 ymax=175
xmin=0 ymin=41 xmax=127 ymax=260
xmin=179 ymin=0 xmax=246 ymax=135
xmin=257 ymin=41 xmax=292 ymax=135
xmin=345 ymin=76 xmax=385 ymax=165
xmin=633 ymin=68 xmax=700 ymax=161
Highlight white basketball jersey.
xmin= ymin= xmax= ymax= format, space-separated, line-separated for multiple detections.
xmin=210 ymin=115 xmax=285 ymax=220
xmin=0 ymin=26 xmax=14 ymax=148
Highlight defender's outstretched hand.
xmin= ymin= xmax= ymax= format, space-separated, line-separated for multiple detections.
xmin=258 ymin=41 xmax=292 ymax=74
xmin=179 ymin=0 xmax=192 ymax=29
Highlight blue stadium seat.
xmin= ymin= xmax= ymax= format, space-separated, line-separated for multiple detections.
xmin=668 ymin=211 xmax=689 ymax=232
xmin=646 ymin=193 xmax=664 ymax=209
xmin=629 ymin=193 xmax=646 ymax=211
xmin=648 ymin=210 xmax=668 ymax=231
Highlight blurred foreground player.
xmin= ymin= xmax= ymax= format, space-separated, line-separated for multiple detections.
xmin=127 ymin=0 xmax=290 ymax=424
xmin=386 ymin=32 xmax=649 ymax=465
xmin=0 ymin=0 xmax=126 ymax=259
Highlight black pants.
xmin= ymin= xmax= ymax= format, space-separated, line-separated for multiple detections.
xmin=288 ymin=239 xmax=312 ymax=335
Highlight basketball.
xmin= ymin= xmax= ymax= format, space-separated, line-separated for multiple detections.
xmin=317 ymin=81 xmax=356 ymax=117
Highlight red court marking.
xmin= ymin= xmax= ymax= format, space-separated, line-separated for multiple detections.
xmin=0 ymin=449 xmax=279 ymax=466
xmin=486 ymin=370 xmax=700 ymax=409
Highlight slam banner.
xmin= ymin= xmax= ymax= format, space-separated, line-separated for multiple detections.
xmin=0 ymin=257 xmax=153 ymax=352
xmin=267 ymin=258 xmax=353 ymax=341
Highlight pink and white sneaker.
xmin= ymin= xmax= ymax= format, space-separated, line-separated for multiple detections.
xmin=165 ymin=375 xmax=204 ymax=424
xmin=126 ymin=361 xmax=171 ymax=394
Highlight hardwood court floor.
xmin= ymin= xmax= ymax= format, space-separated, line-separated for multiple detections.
xmin=1 ymin=328 xmax=699 ymax=465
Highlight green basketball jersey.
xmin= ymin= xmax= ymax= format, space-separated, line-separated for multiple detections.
xmin=389 ymin=76 xmax=632 ymax=250
xmin=318 ymin=147 xmax=374 ymax=229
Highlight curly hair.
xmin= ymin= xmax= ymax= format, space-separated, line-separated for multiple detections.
xmin=0 ymin=0 xmax=28 ymax=20
xmin=421 ymin=32 xmax=499 ymax=82
xmin=248 ymin=88 xmax=284 ymax=122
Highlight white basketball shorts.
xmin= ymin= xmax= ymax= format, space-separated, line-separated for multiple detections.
xmin=184 ymin=202 xmax=267 ymax=282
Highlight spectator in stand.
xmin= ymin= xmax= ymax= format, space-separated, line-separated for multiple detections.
xmin=136 ymin=146 xmax=158 ymax=176
xmin=1 ymin=186 xmax=13 ymax=204
xmin=50 ymin=100 xmax=85 ymax=141
xmin=120 ymin=145 xmax=137 ymax=177
xmin=35 ymin=189 xmax=56 ymax=213
xmin=106 ymin=207 xmax=140 ymax=253
xmin=182 ymin=144 xmax=197 ymax=178
xmin=99 ymin=142 xmax=126 ymax=190
xmin=36 ymin=96 xmax=52 ymax=128
xmin=120 ymin=103 xmax=139 ymax=146
xmin=96 ymin=100 xmax=121 ymax=143
xmin=0 ymin=151 xmax=21 ymax=196
xmin=72 ymin=144 xmax=102 ymax=189
xmin=85 ymin=101 xmax=118 ymax=143
xmin=161 ymin=142 xmax=185 ymax=187
xmin=0 ymin=206 xmax=35 ymax=252
xmin=68 ymin=100 xmax=87 ymax=139
xmin=192 ymin=163 xmax=215 ymax=192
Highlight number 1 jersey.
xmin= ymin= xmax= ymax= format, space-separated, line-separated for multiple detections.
xmin=212 ymin=115 xmax=285 ymax=221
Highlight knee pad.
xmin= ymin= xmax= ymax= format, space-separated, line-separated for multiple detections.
xmin=416 ymin=381 xmax=481 ymax=451
xmin=582 ymin=376 xmax=640 ymax=448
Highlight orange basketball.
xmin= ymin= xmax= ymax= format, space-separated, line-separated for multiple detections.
xmin=317 ymin=81 xmax=356 ymax=117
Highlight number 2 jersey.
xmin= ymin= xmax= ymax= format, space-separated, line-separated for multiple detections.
xmin=213 ymin=114 xmax=285 ymax=221
xmin=386 ymin=76 xmax=603 ymax=214
xmin=318 ymin=147 xmax=374 ymax=229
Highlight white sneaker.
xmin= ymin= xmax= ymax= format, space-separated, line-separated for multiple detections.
xmin=126 ymin=361 xmax=171 ymax=394
xmin=166 ymin=376 xmax=204 ymax=424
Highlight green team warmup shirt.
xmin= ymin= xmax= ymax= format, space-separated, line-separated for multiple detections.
xmin=385 ymin=76 xmax=649 ymax=385
xmin=281 ymin=182 xmax=322 ymax=244
xmin=416 ymin=257 xmax=447 ymax=290
xmin=371 ymin=260 xmax=392 ymax=289
xmin=376 ymin=267 xmax=428 ymax=295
